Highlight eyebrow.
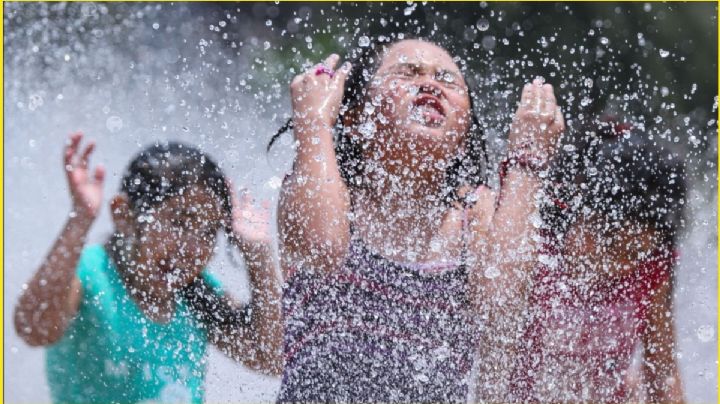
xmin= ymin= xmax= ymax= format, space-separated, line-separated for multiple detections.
xmin=387 ymin=62 xmax=461 ymax=76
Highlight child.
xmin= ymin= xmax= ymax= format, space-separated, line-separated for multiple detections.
xmin=14 ymin=134 xmax=283 ymax=404
xmin=270 ymin=34 xmax=564 ymax=402
xmin=509 ymin=121 xmax=687 ymax=403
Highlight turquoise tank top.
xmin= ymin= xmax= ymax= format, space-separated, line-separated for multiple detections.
xmin=45 ymin=245 xmax=222 ymax=404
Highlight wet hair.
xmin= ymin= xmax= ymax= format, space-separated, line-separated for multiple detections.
xmin=548 ymin=117 xmax=687 ymax=246
xmin=110 ymin=142 xmax=250 ymax=331
xmin=120 ymin=142 xmax=232 ymax=218
xmin=268 ymin=33 xmax=489 ymax=204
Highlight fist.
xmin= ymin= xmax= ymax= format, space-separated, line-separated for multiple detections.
xmin=290 ymin=54 xmax=352 ymax=134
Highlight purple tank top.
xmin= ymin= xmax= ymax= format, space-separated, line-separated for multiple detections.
xmin=278 ymin=230 xmax=473 ymax=403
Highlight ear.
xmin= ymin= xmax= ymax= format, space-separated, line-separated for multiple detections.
xmin=110 ymin=194 xmax=135 ymax=236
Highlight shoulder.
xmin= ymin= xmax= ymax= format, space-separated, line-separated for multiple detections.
xmin=199 ymin=270 xmax=224 ymax=295
xmin=75 ymin=244 xmax=113 ymax=295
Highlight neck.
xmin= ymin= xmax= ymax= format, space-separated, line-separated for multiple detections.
xmin=352 ymin=172 xmax=453 ymax=262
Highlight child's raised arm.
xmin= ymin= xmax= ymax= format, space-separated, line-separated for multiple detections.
xmin=470 ymin=79 xmax=565 ymax=397
xmin=278 ymin=54 xmax=353 ymax=277
xmin=14 ymin=133 xmax=105 ymax=346
xmin=206 ymin=186 xmax=284 ymax=375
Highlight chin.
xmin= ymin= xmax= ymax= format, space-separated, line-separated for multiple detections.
xmin=399 ymin=119 xmax=461 ymax=152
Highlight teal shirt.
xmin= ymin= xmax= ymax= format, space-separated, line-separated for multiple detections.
xmin=46 ymin=245 xmax=222 ymax=404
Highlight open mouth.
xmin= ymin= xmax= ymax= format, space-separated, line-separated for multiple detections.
xmin=410 ymin=94 xmax=446 ymax=127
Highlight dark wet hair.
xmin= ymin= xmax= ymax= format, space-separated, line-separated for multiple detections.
xmin=549 ymin=117 xmax=687 ymax=246
xmin=120 ymin=142 xmax=232 ymax=218
xmin=110 ymin=142 xmax=250 ymax=331
xmin=268 ymin=33 xmax=489 ymax=204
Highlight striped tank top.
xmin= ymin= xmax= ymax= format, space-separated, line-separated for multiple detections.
xmin=278 ymin=230 xmax=473 ymax=403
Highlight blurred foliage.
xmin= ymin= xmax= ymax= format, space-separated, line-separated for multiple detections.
xmin=6 ymin=2 xmax=718 ymax=184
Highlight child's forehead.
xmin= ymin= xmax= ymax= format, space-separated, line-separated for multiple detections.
xmin=161 ymin=185 xmax=224 ymax=214
xmin=381 ymin=40 xmax=456 ymax=68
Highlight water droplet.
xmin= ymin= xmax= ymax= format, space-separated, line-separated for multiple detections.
xmin=659 ymin=49 xmax=670 ymax=58
xmin=28 ymin=93 xmax=44 ymax=111
xmin=484 ymin=266 xmax=501 ymax=279
xmin=358 ymin=121 xmax=376 ymax=139
xmin=106 ymin=116 xmax=123 ymax=133
xmin=697 ymin=325 xmax=715 ymax=342
xmin=404 ymin=3 xmax=417 ymax=16
xmin=358 ymin=35 xmax=371 ymax=47
xmin=152 ymin=22 xmax=160 ymax=30
xmin=476 ymin=18 xmax=490 ymax=32
xmin=267 ymin=176 xmax=282 ymax=190
xmin=414 ymin=373 xmax=429 ymax=383
xmin=482 ymin=35 xmax=496 ymax=50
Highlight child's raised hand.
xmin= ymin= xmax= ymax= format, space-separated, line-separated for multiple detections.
xmin=508 ymin=78 xmax=565 ymax=159
xmin=290 ymin=54 xmax=352 ymax=136
xmin=64 ymin=132 xmax=105 ymax=221
xmin=228 ymin=181 xmax=272 ymax=252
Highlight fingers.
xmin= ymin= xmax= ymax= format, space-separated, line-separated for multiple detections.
xmin=333 ymin=61 xmax=352 ymax=88
xmin=79 ymin=141 xmax=96 ymax=169
xmin=323 ymin=53 xmax=340 ymax=71
xmin=519 ymin=80 xmax=545 ymax=114
xmin=519 ymin=79 xmax=558 ymax=119
xmin=520 ymin=83 xmax=536 ymax=109
xmin=555 ymin=105 xmax=566 ymax=132
xmin=540 ymin=84 xmax=556 ymax=119
xmin=64 ymin=132 xmax=83 ymax=168
xmin=93 ymin=165 xmax=106 ymax=184
xmin=64 ymin=132 xmax=97 ymax=169
xmin=291 ymin=54 xmax=343 ymax=94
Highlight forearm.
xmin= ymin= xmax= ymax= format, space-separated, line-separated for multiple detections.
xmin=14 ymin=215 xmax=91 ymax=345
xmin=478 ymin=167 xmax=543 ymax=305
xmin=471 ymin=167 xmax=544 ymax=400
xmin=242 ymin=243 xmax=284 ymax=374
xmin=279 ymin=123 xmax=349 ymax=269
xmin=490 ymin=168 xmax=543 ymax=273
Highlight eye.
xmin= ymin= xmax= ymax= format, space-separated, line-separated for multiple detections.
xmin=390 ymin=65 xmax=416 ymax=78
xmin=435 ymin=70 xmax=460 ymax=88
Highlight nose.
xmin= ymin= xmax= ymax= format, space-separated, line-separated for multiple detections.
xmin=417 ymin=80 xmax=443 ymax=99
